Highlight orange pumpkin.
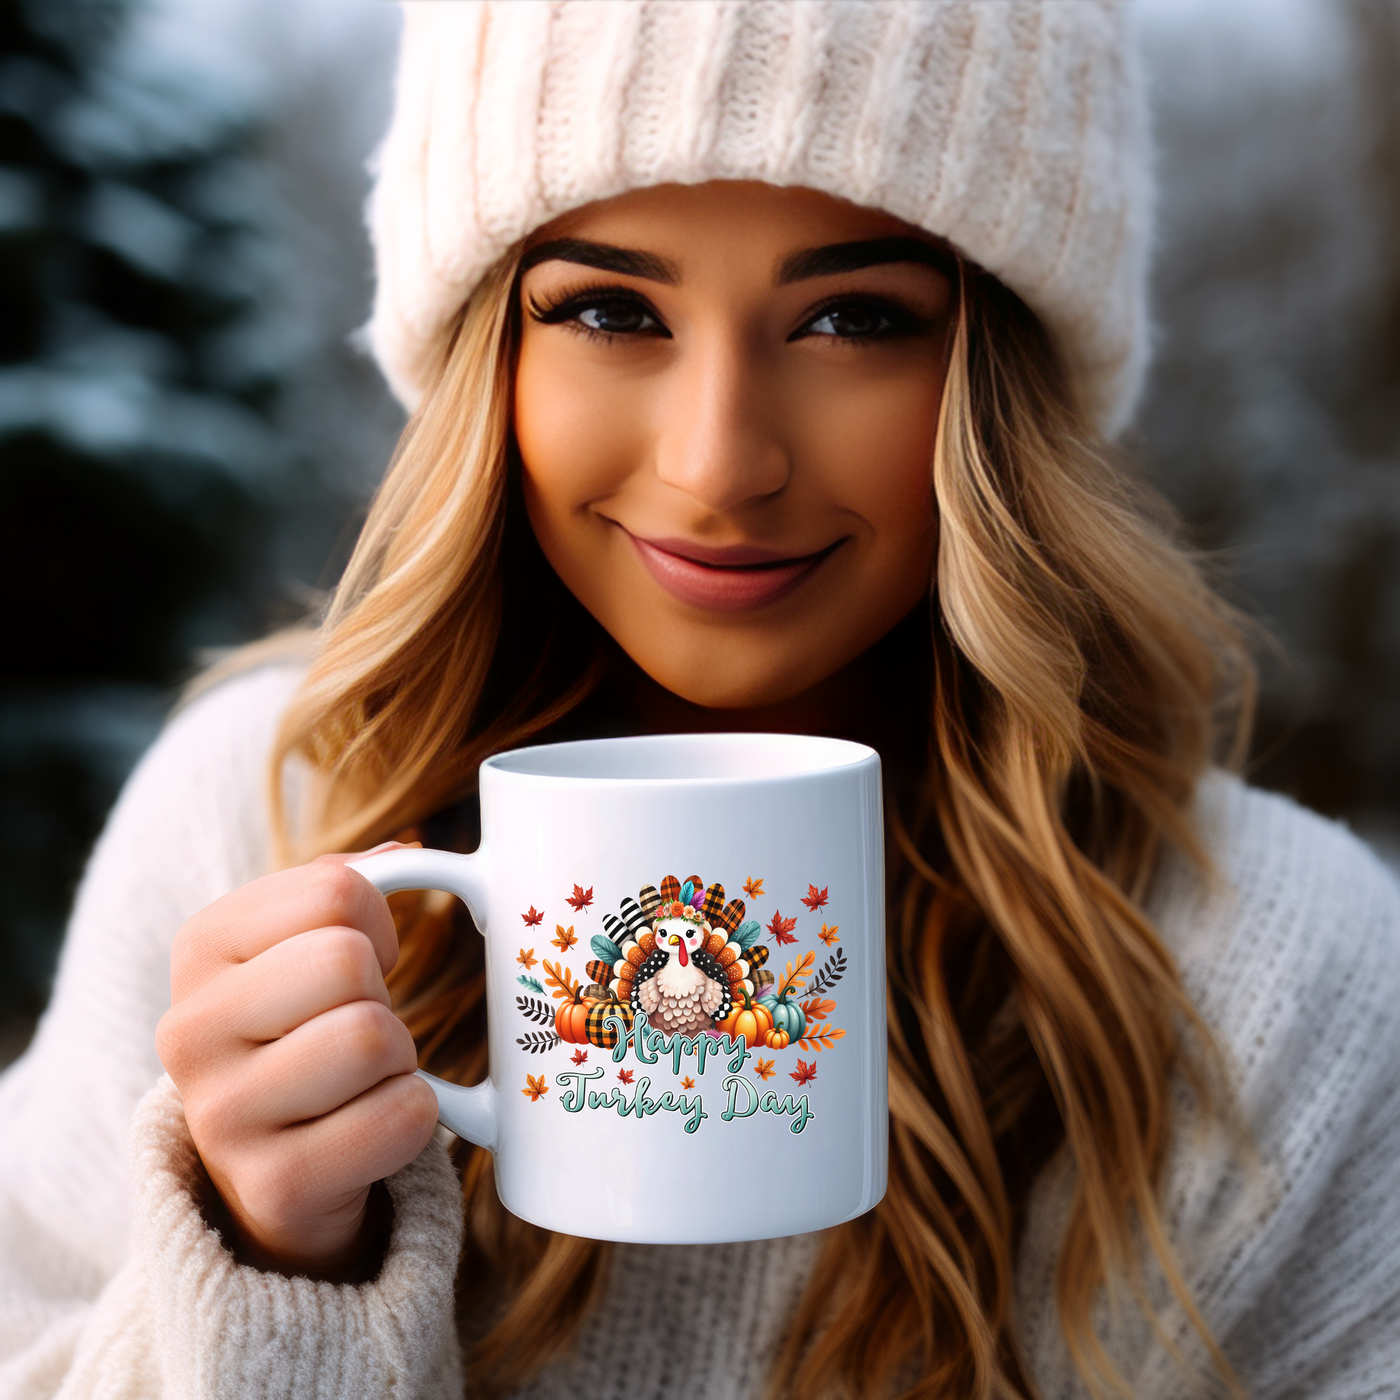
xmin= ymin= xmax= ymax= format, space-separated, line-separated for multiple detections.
xmin=765 ymin=1028 xmax=790 ymax=1050
xmin=554 ymin=986 xmax=598 ymax=1044
xmin=717 ymin=990 xmax=774 ymax=1049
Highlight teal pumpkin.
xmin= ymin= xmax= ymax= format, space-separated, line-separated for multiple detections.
xmin=758 ymin=994 xmax=806 ymax=1042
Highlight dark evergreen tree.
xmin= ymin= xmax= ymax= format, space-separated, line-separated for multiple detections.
xmin=0 ymin=0 xmax=305 ymax=1029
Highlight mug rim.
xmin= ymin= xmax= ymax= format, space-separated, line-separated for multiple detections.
xmin=481 ymin=731 xmax=878 ymax=785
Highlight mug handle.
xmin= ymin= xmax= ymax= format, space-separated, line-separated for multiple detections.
xmin=349 ymin=847 xmax=499 ymax=1152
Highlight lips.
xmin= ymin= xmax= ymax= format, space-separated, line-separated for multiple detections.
xmin=627 ymin=532 xmax=843 ymax=611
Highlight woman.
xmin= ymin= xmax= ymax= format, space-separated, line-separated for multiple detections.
xmin=2 ymin=4 xmax=1397 ymax=1398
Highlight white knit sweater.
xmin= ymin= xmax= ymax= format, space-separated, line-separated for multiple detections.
xmin=1 ymin=664 xmax=1397 ymax=1399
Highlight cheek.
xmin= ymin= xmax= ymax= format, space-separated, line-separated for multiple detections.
xmin=514 ymin=334 xmax=654 ymax=523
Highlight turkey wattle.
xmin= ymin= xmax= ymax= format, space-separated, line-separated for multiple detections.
xmin=637 ymin=908 xmax=726 ymax=1035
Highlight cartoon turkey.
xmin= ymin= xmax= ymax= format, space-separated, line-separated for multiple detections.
xmin=588 ymin=875 xmax=771 ymax=1038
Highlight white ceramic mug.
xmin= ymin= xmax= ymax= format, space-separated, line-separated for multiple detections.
xmin=351 ymin=732 xmax=886 ymax=1244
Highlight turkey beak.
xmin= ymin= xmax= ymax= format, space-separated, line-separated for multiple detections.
xmin=669 ymin=933 xmax=688 ymax=968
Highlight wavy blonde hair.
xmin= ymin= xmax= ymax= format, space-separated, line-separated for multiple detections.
xmin=270 ymin=243 xmax=1253 ymax=1399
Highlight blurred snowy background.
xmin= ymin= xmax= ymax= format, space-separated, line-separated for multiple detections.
xmin=1 ymin=0 xmax=1398 ymax=1053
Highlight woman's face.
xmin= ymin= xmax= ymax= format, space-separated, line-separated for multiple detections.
xmin=514 ymin=181 xmax=952 ymax=710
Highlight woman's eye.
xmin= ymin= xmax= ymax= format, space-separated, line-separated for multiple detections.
xmin=570 ymin=298 xmax=664 ymax=338
xmin=803 ymin=302 xmax=896 ymax=340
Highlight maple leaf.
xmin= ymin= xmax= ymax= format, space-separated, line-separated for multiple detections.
xmin=566 ymin=883 xmax=594 ymax=912
xmin=790 ymin=1059 xmax=818 ymax=1087
xmin=818 ymin=923 xmax=840 ymax=947
xmin=800 ymin=996 xmax=837 ymax=1023
xmin=801 ymin=884 xmax=829 ymax=912
xmin=571 ymin=1048 xmax=589 ymax=1065
xmin=754 ymin=1057 xmax=776 ymax=1081
xmin=743 ymin=876 xmax=765 ymax=901
xmin=617 ymin=1068 xmax=635 ymax=1085
xmin=552 ymin=924 xmax=578 ymax=952
xmin=681 ymin=1075 xmax=696 ymax=1090
xmin=522 ymin=906 xmax=544 ymax=927
xmin=767 ymin=909 xmax=798 ymax=945
xmin=522 ymin=1074 xmax=549 ymax=1102
xmin=517 ymin=947 xmax=538 ymax=970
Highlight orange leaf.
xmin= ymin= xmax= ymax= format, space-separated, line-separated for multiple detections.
xmin=778 ymin=950 xmax=816 ymax=998
xmin=743 ymin=876 xmax=765 ymax=900
xmin=800 ymin=996 xmax=836 ymax=1023
xmin=542 ymin=959 xmax=580 ymax=1000
xmin=522 ymin=1073 xmax=549 ymax=1102
xmin=798 ymin=1023 xmax=847 ymax=1052
xmin=517 ymin=948 xmax=538 ymax=970
xmin=681 ymin=1075 xmax=696 ymax=1090
xmin=818 ymin=923 xmax=840 ymax=947
xmin=552 ymin=924 xmax=578 ymax=952
xmin=753 ymin=1057 xmax=776 ymax=1081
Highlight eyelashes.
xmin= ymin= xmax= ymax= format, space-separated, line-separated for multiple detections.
xmin=525 ymin=282 xmax=938 ymax=346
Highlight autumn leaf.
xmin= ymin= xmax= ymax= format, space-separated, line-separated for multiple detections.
xmin=767 ymin=909 xmax=798 ymax=944
xmin=800 ymin=996 xmax=837 ymax=1023
xmin=790 ymin=1058 xmax=818 ymax=1087
xmin=818 ymin=923 xmax=840 ymax=946
xmin=522 ymin=906 xmax=544 ymax=927
xmin=571 ymin=1048 xmax=589 ymax=1065
xmin=681 ymin=1075 xmax=696 ymax=1090
xmin=743 ymin=876 xmax=765 ymax=901
xmin=542 ymin=959 xmax=581 ymax=1001
xmin=801 ymin=884 xmax=829 ymax=912
xmin=754 ymin=1057 xmax=776 ymax=1082
xmin=777 ymin=950 xmax=817 ymax=998
xmin=552 ymin=924 xmax=578 ymax=952
xmin=517 ymin=948 xmax=538 ymax=970
xmin=566 ymin=884 xmax=594 ymax=912
xmin=617 ymin=1068 xmax=635 ymax=1085
xmin=517 ymin=974 xmax=545 ymax=994
xmin=522 ymin=1074 xmax=549 ymax=1102
xmin=798 ymin=1023 xmax=847 ymax=1052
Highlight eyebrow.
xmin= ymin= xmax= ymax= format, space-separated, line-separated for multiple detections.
xmin=776 ymin=236 xmax=956 ymax=284
xmin=518 ymin=233 xmax=956 ymax=286
xmin=519 ymin=238 xmax=680 ymax=284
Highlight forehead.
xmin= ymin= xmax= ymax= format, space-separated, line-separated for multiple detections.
xmin=524 ymin=180 xmax=932 ymax=285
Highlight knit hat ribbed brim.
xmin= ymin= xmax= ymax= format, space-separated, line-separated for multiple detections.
xmin=367 ymin=0 xmax=1151 ymax=436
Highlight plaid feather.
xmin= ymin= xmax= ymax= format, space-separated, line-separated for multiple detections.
xmin=659 ymin=875 xmax=681 ymax=903
xmin=637 ymin=884 xmax=662 ymax=917
xmin=585 ymin=959 xmax=614 ymax=986
xmin=715 ymin=898 xmax=745 ymax=934
xmin=700 ymin=883 xmax=726 ymax=925
xmin=684 ymin=874 xmax=704 ymax=893
xmin=753 ymin=968 xmax=775 ymax=992
xmin=746 ymin=945 xmax=769 ymax=970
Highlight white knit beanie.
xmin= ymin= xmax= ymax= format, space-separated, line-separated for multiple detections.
xmin=367 ymin=0 xmax=1151 ymax=436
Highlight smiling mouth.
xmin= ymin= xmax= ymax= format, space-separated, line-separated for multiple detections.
xmin=626 ymin=531 xmax=846 ymax=611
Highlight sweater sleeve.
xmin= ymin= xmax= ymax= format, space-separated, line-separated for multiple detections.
xmin=0 ymin=665 xmax=467 ymax=1399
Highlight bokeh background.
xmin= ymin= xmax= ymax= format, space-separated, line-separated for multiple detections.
xmin=2 ymin=0 xmax=1398 ymax=1059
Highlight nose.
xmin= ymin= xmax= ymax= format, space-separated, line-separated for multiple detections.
xmin=653 ymin=331 xmax=790 ymax=512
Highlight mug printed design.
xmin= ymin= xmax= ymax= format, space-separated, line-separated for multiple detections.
xmin=514 ymin=874 xmax=850 ymax=1133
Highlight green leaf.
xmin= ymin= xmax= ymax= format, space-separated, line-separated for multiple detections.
xmin=590 ymin=934 xmax=623 ymax=965
xmin=517 ymin=974 xmax=545 ymax=994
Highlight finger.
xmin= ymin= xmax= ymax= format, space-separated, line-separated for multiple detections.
xmin=170 ymin=849 xmax=412 ymax=997
xmin=203 ymin=999 xmax=421 ymax=1133
xmin=158 ymin=926 xmax=393 ymax=1080
xmin=218 ymin=1072 xmax=440 ymax=1248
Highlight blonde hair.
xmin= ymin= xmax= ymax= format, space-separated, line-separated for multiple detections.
xmin=271 ymin=245 xmax=1253 ymax=1399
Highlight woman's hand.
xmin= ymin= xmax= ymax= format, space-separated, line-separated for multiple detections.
xmin=155 ymin=847 xmax=440 ymax=1278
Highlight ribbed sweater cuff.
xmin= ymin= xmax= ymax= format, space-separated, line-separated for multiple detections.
xmin=130 ymin=1075 xmax=465 ymax=1399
